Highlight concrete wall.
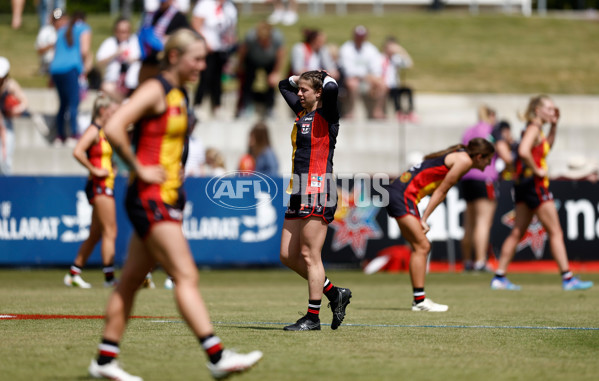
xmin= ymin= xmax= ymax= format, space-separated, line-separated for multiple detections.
xmin=11 ymin=88 xmax=599 ymax=177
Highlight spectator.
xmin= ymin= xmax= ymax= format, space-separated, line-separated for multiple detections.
xmin=204 ymin=147 xmax=226 ymax=176
xmin=35 ymin=8 xmax=66 ymax=78
xmin=267 ymin=0 xmax=298 ymax=26
xmin=138 ymin=0 xmax=191 ymax=84
xmin=37 ymin=0 xmax=66 ymax=28
xmin=553 ymin=155 xmax=599 ymax=182
xmin=11 ymin=0 xmax=25 ymax=29
xmin=249 ymin=122 xmax=278 ymax=177
xmin=382 ymin=36 xmax=416 ymax=122
xmin=290 ymin=28 xmax=339 ymax=79
xmin=338 ymin=25 xmax=386 ymax=120
xmin=49 ymin=10 xmax=92 ymax=145
xmin=0 ymin=57 xmax=48 ymax=174
xmin=184 ymin=134 xmax=206 ymax=177
xmin=191 ymin=0 xmax=238 ymax=116
xmin=235 ymin=21 xmax=285 ymax=119
xmin=96 ymin=17 xmax=141 ymax=102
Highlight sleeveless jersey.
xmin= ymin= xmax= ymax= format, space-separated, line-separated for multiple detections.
xmin=86 ymin=123 xmax=115 ymax=190
xmin=397 ymin=152 xmax=453 ymax=204
xmin=131 ymin=75 xmax=188 ymax=205
xmin=515 ymin=127 xmax=550 ymax=188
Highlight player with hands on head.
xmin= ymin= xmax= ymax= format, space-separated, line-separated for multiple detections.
xmin=491 ymin=95 xmax=593 ymax=291
xmin=278 ymin=69 xmax=352 ymax=331
xmin=88 ymin=29 xmax=262 ymax=381
xmin=385 ymin=138 xmax=495 ymax=311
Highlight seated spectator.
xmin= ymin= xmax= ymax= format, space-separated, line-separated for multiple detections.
xmin=382 ymin=36 xmax=417 ymax=122
xmin=235 ymin=21 xmax=285 ymax=119
xmin=338 ymin=25 xmax=386 ymax=120
xmin=96 ymin=17 xmax=141 ymax=102
xmin=249 ymin=122 xmax=278 ymax=177
xmin=289 ymin=28 xmax=339 ymax=79
xmin=553 ymin=155 xmax=599 ymax=182
xmin=267 ymin=0 xmax=298 ymax=26
xmin=35 ymin=8 xmax=66 ymax=78
xmin=204 ymin=147 xmax=226 ymax=176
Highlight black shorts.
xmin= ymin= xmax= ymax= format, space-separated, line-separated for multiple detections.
xmin=85 ymin=178 xmax=114 ymax=205
xmin=125 ymin=184 xmax=186 ymax=239
xmin=514 ymin=177 xmax=553 ymax=210
xmin=460 ymin=179 xmax=496 ymax=202
xmin=385 ymin=192 xmax=420 ymax=219
xmin=285 ymin=193 xmax=337 ymax=224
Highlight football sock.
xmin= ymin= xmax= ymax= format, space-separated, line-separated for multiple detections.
xmin=307 ymin=299 xmax=321 ymax=321
xmin=200 ymin=334 xmax=224 ymax=364
xmin=97 ymin=338 xmax=119 ymax=365
xmin=561 ymin=271 xmax=573 ymax=281
xmin=70 ymin=265 xmax=82 ymax=276
xmin=323 ymin=277 xmax=338 ymax=301
xmin=103 ymin=264 xmax=115 ymax=282
xmin=494 ymin=270 xmax=506 ymax=278
xmin=413 ymin=288 xmax=425 ymax=304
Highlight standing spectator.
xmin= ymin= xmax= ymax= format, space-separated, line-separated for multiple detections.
xmin=385 ymin=138 xmax=495 ymax=311
xmin=235 ymin=21 xmax=285 ymax=119
xmin=138 ymin=0 xmax=191 ymax=84
xmin=49 ymin=10 xmax=92 ymax=145
xmin=290 ymin=28 xmax=339 ymax=79
xmin=96 ymin=17 xmax=141 ymax=102
xmin=191 ymin=0 xmax=238 ymax=116
xmin=278 ymin=71 xmax=352 ymax=331
xmin=267 ymin=0 xmax=298 ymax=26
xmin=382 ymin=36 xmax=416 ymax=122
xmin=35 ymin=8 xmax=66 ymax=77
xmin=491 ymin=95 xmax=594 ymax=291
xmin=338 ymin=25 xmax=386 ymax=120
xmin=90 ymin=29 xmax=262 ymax=380
xmin=65 ymin=94 xmax=118 ymax=289
xmin=11 ymin=0 xmax=25 ymax=29
xmin=248 ymin=122 xmax=278 ymax=177
xmin=37 ymin=0 xmax=66 ymax=28
xmin=0 ymin=57 xmax=48 ymax=174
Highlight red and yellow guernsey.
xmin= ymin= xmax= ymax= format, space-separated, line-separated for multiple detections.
xmin=132 ymin=76 xmax=188 ymax=205
xmin=87 ymin=124 xmax=115 ymax=190
xmin=400 ymin=153 xmax=452 ymax=204
xmin=516 ymin=128 xmax=550 ymax=188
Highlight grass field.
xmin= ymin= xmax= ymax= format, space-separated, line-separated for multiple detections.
xmin=1 ymin=269 xmax=598 ymax=380
xmin=0 ymin=11 xmax=598 ymax=93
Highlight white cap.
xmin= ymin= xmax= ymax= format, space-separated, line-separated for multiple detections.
xmin=0 ymin=57 xmax=10 ymax=78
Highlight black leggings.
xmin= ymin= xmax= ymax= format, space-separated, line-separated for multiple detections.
xmin=389 ymin=86 xmax=414 ymax=113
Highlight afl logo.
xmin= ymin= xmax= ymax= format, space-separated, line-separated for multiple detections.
xmin=205 ymin=171 xmax=279 ymax=210
xmin=399 ymin=172 xmax=412 ymax=183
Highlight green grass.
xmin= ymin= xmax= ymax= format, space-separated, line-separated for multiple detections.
xmin=1 ymin=269 xmax=598 ymax=380
xmin=0 ymin=11 xmax=598 ymax=93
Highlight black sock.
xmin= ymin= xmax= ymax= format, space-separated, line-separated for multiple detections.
xmin=200 ymin=334 xmax=223 ymax=364
xmin=323 ymin=277 xmax=338 ymax=301
xmin=413 ymin=288 xmax=425 ymax=304
xmin=97 ymin=338 xmax=119 ymax=365
xmin=307 ymin=299 xmax=321 ymax=321
xmin=70 ymin=264 xmax=81 ymax=276
xmin=561 ymin=270 xmax=573 ymax=281
xmin=103 ymin=264 xmax=115 ymax=282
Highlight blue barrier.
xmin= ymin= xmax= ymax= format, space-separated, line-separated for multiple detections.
xmin=0 ymin=176 xmax=287 ymax=267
